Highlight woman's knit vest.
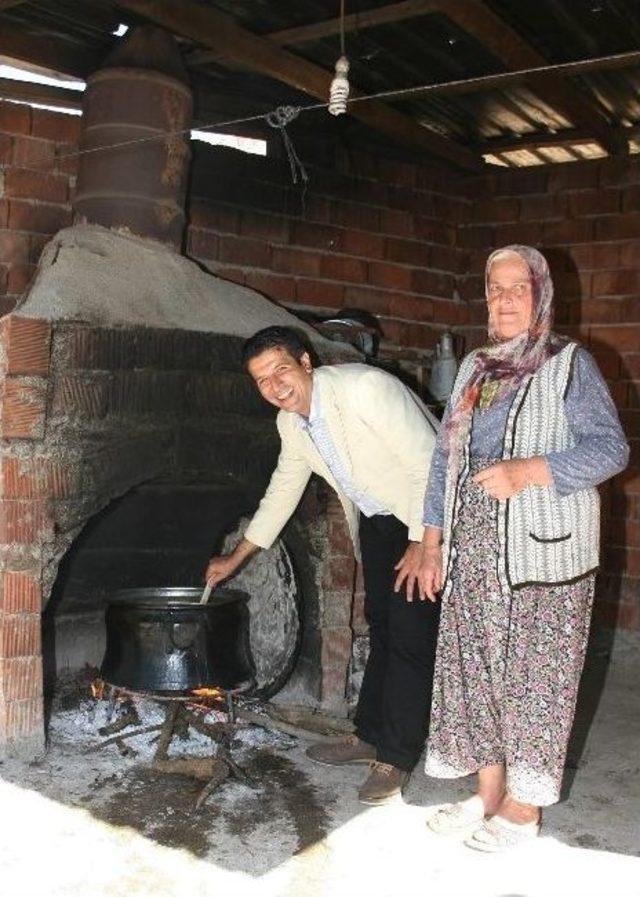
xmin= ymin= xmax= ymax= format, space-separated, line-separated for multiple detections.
xmin=442 ymin=342 xmax=599 ymax=593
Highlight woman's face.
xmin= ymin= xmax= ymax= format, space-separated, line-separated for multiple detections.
xmin=487 ymin=255 xmax=534 ymax=340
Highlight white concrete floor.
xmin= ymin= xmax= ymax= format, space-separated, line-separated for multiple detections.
xmin=1 ymin=630 xmax=638 ymax=897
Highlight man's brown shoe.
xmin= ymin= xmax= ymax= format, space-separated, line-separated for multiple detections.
xmin=306 ymin=734 xmax=377 ymax=766
xmin=358 ymin=761 xmax=409 ymax=805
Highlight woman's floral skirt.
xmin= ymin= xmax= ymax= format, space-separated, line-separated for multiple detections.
xmin=425 ymin=458 xmax=594 ymax=806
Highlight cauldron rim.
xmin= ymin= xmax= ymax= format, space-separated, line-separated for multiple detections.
xmin=106 ymin=586 xmax=248 ymax=609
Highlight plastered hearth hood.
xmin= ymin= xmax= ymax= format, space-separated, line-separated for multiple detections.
xmin=15 ymin=223 xmax=339 ymax=346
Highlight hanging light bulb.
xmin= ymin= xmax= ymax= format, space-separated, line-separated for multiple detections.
xmin=329 ymin=55 xmax=350 ymax=116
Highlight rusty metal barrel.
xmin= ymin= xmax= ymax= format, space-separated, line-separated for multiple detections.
xmin=74 ymin=27 xmax=193 ymax=249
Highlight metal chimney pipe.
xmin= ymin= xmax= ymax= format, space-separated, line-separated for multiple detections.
xmin=74 ymin=26 xmax=193 ymax=249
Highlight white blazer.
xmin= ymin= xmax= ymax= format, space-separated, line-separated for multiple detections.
xmin=244 ymin=363 xmax=439 ymax=557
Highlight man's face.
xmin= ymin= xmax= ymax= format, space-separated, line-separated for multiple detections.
xmin=247 ymin=346 xmax=313 ymax=416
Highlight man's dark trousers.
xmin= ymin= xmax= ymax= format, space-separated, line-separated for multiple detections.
xmin=353 ymin=513 xmax=440 ymax=772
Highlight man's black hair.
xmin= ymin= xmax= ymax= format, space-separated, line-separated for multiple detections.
xmin=242 ymin=326 xmax=313 ymax=370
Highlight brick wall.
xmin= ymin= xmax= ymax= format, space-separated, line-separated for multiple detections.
xmin=186 ymin=143 xmax=469 ymax=358
xmin=0 ymin=102 xmax=79 ymax=316
xmin=457 ymin=157 xmax=640 ymax=630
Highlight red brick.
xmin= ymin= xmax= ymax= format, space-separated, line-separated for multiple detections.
xmin=217 ymin=235 xmax=271 ymax=268
xmin=624 ymin=354 xmax=640 ymax=378
xmin=240 ymin=210 xmax=288 ymax=244
xmin=379 ymin=208 xmax=414 ymax=237
xmin=343 ymin=286 xmax=392 ymax=316
xmin=547 ymin=162 xmax=599 ymax=191
xmin=0 ymin=134 xmax=11 ymax=164
xmin=388 ymin=294 xmax=433 ymax=321
xmin=595 ymin=213 xmax=640 ymax=242
xmin=12 ymin=135 xmax=55 ymax=169
xmin=0 ymin=232 xmax=30 ymax=266
xmin=494 ymin=222 xmax=544 ymax=246
xmin=304 ymin=195 xmax=331 ymax=223
xmin=289 ymin=220 xmax=342 ymax=252
xmin=0 ymin=102 xmax=31 ymax=134
xmin=320 ymin=255 xmax=367 ymax=284
xmin=341 ymin=229 xmax=386 ymax=259
xmin=590 ymin=349 xmax=622 ymax=380
xmin=187 ymin=201 xmax=240 ymax=233
xmin=580 ymin=298 xmax=625 ymax=324
xmin=473 ymin=197 xmax=519 ymax=223
xmin=568 ymin=189 xmax=621 ymax=217
xmin=0 ymin=657 xmax=43 ymax=700
xmin=600 ymin=157 xmax=640 ymax=188
xmin=0 ymin=614 xmax=41 ymax=658
xmin=430 ymin=245 xmax=467 ymax=274
xmin=593 ymin=270 xmax=640 ymax=297
xmin=4 ymin=168 xmax=68 ymax=203
xmin=330 ymin=201 xmax=380 ymax=232
xmin=2 ymin=317 xmax=52 ymax=375
xmin=7 ymin=264 xmax=35 ymax=295
xmin=412 ymin=269 xmax=455 ymax=299
xmin=0 ymin=571 xmax=42 ymax=613
xmin=567 ymin=243 xmax=620 ymax=271
xmin=209 ymin=264 xmax=245 ymax=285
xmin=8 ymin=200 xmax=72 ymax=235
xmin=1 ymin=456 xmax=73 ymax=499
xmin=320 ymin=627 xmax=353 ymax=669
xmin=0 ymin=377 xmax=47 ymax=438
xmin=414 ymin=216 xmax=455 ymax=246
xmin=377 ymin=159 xmax=417 ymax=188
xmin=0 ymin=200 xmax=8 ymax=227
xmin=544 ymin=218 xmax=595 ymax=245
xmin=30 ymin=108 xmax=82 ymax=144
xmin=519 ymin=194 xmax=567 ymax=221
xmin=323 ymin=557 xmax=356 ymax=592
xmin=590 ymin=325 xmax=640 ymax=354
xmin=432 ymin=299 xmax=468 ymax=326
xmin=0 ymin=499 xmax=53 ymax=544
xmin=29 ymin=233 xmax=50 ymax=265
xmin=367 ymin=260 xmax=412 ymax=291
xmin=244 ymin=270 xmax=296 ymax=302
xmin=272 ymin=247 xmax=321 ymax=277
xmin=187 ymin=228 xmax=218 ymax=260
xmin=619 ymin=243 xmax=640 ymax=269
xmin=384 ymin=237 xmax=428 ymax=267
xmin=622 ymin=186 xmax=640 ymax=213
xmin=624 ymin=297 xmax=640 ymax=322
xmin=0 ymin=696 xmax=44 ymax=741
xmin=295 ymin=279 xmax=344 ymax=309
xmin=457 ymin=224 xmax=492 ymax=250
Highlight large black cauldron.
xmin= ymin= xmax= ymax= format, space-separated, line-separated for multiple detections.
xmin=100 ymin=587 xmax=255 ymax=693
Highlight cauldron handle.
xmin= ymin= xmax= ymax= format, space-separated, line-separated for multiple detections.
xmin=170 ymin=621 xmax=199 ymax=650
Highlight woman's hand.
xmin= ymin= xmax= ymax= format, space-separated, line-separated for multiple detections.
xmin=419 ymin=544 xmax=443 ymax=602
xmin=473 ymin=457 xmax=552 ymax=500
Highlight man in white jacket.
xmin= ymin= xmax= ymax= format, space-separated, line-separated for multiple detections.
xmin=206 ymin=326 xmax=439 ymax=804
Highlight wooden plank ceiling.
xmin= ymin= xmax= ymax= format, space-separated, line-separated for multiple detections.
xmin=0 ymin=0 xmax=638 ymax=168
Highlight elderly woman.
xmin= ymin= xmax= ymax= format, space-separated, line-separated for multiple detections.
xmin=417 ymin=244 xmax=628 ymax=851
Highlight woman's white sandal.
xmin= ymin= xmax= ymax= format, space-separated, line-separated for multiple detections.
xmin=465 ymin=815 xmax=540 ymax=852
xmin=427 ymin=795 xmax=486 ymax=834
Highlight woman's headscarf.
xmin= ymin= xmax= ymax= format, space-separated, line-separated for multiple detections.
xmin=445 ymin=244 xmax=566 ymax=478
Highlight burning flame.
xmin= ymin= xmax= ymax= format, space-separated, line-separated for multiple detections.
xmin=190 ymin=686 xmax=225 ymax=699
xmin=91 ymin=678 xmax=106 ymax=700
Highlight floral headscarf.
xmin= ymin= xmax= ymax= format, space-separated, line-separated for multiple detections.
xmin=446 ymin=244 xmax=566 ymax=477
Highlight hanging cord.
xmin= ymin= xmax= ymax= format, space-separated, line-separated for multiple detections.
xmin=340 ymin=0 xmax=346 ymax=56
xmin=265 ymin=105 xmax=308 ymax=185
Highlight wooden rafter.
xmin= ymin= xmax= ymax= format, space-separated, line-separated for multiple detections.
xmin=208 ymin=0 xmax=624 ymax=157
xmin=0 ymin=77 xmax=83 ymax=111
xmin=442 ymin=0 xmax=623 ymax=156
xmin=0 ymin=1 xmax=29 ymax=9
xmin=478 ymin=124 xmax=639 ymax=156
xmin=0 ymin=22 xmax=97 ymax=79
xmin=269 ymin=0 xmax=441 ymax=46
xmin=116 ymin=0 xmax=481 ymax=170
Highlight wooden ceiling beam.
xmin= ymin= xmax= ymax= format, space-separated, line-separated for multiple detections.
xmin=442 ymin=0 xmax=624 ymax=156
xmin=116 ymin=0 xmax=482 ymax=170
xmin=0 ymin=77 xmax=83 ymax=111
xmin=268 ymin=0 xmax=442 ymax=46
xmin=478 ymin=124 xmax=639 ymax=156
xmin=0 ymin=22 xmax=98 ymax=79
xmin=0 ymin=1 xmax=29 ymax=9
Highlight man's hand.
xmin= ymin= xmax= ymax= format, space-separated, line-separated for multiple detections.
xmin=205 ymin=554 xmax=241 ymax=589
xmin=204 ymin=537 xmax=259 ymax=588
xmin=472 ymin=457 xmax=551 ymax=501
xmin=394 ymin=541 xmax=428 ymax=602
